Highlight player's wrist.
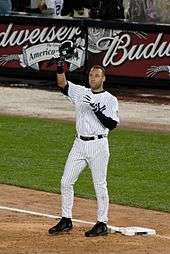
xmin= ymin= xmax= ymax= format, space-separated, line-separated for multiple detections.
xmin=57 ymin=65 xmax=65 ymax=74
xmin=57 ymin=57 xmax=65 ymax=74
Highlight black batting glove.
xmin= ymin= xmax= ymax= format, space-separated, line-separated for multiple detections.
xmin=94 ymin=103 xmax=106 ymax=113
xmin=47 ymin=55 xmax=65 ymax=74
xmin=48 ymin=40 xmax=77 ymax=73
xmin=56 ymin=56 xmax=65 ymax=74
xmin=83 ymin=95 xmax=96 ymax=109
xmin=83 ymin=95 xmax=106 ymax=112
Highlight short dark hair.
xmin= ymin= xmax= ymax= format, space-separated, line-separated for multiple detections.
xmin=90 ymin=65 xmax=106 ymax=76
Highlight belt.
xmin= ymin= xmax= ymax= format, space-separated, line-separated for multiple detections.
xmin=77 ymin=134 xmax=107 ymax=141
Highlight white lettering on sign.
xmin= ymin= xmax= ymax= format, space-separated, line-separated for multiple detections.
xmin=0 ymin=24 xmax=170 ymax=68
xmin=22 ymin=43 xmax=60 ymax=66
xmin=96 ymin=33 xmax=170 ymax=66
xmin=0 ymin=24 xmax=81 ymax=47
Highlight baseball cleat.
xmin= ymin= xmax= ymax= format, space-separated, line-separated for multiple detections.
xmin=85 ymin=221 xmax=108 ymax=237
xmin=48 ymin=217 xmax=73 ymax=235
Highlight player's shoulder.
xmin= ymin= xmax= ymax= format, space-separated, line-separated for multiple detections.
xmin=68 ymin=81 xmax=87 ymax=91
xmin=104 ymin=91 xmax=118 ymax=102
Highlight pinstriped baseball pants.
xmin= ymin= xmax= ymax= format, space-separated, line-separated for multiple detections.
xmin=61 ymin=137 xmax=110 ymax=223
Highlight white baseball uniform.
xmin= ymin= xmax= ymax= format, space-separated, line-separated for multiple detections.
xmin=61 ymin=81 xmax=119 ymax=223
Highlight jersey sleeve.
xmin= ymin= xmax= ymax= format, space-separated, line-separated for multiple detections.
xmin=104 ymin=95 xmax=120 ymax=123
xmin=67 ymin=81 xmax=85 ymax=103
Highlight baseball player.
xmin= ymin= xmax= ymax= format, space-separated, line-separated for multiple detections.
xmin=48 ymin=56 xmax=119 ymax=237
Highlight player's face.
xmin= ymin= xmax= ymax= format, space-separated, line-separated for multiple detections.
xmin=89 ymin=68 xmax=105 ymax=91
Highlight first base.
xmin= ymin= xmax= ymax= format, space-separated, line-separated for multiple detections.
xmin=108 ymin=226 xmax=156 ymax=236
xmin=120 ymin=227 xmax=156 ymax=236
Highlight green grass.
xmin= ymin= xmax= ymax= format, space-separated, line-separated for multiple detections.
xmin=0 ymin=115 xmax=170 ymax=212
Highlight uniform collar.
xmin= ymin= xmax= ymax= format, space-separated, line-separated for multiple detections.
xmin=91 ymin=90 xmax=105 ymax=94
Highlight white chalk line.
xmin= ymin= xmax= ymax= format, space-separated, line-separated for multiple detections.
xmin=0 ymin=205 xmax=170 ymax=240
xmin=0 ymin=205 xmax=95 ymax=225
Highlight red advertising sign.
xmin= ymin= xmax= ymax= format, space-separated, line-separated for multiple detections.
xmin=0 ymin=23 xmax=85 ymax=73
xmin=0 ymin=23 xmax=169 ymax=80
xmin=88 ymin=28 xmax=170 ymax=80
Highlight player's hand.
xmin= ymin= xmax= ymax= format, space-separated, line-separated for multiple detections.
xmin=47 ymin=55 xmax=65 ymax=66
xmin=83 ymin=95 xmax=96 ymax=109
xmin=47 ymin=55 xmax=65 ymax=73
xmin=57 ymin=55 xmax=65 ymax=66
xmin=94 ymin=103 xmax=106 ymax=113
xmin=83 ymin=95 xmax=106 ymax=112
xmin=48 ymin=40 xmax=76 ymax=73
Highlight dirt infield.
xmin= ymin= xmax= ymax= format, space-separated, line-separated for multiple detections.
xmin=0 ymin=86 xmax=170 ymax=254
xmin=0 ymin=184 xmax=170 ymax=254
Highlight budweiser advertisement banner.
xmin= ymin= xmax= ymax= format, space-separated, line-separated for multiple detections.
xmin=0 ymin=23 xmax=170 ymax=80
xmin=0 ymin=23 xmax=85 ymax=73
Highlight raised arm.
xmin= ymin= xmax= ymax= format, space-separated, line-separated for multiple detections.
xmin=56 ymin=40 xmax=77 ymax=89
xmin=56 ymin=57 xmax=68 ymax=89
xmin=48 ymin=40 xmax=78 ymax=94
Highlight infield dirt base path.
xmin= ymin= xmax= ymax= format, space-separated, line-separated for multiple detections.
xmin=0 ymin=184 xmax=170 ymax=254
